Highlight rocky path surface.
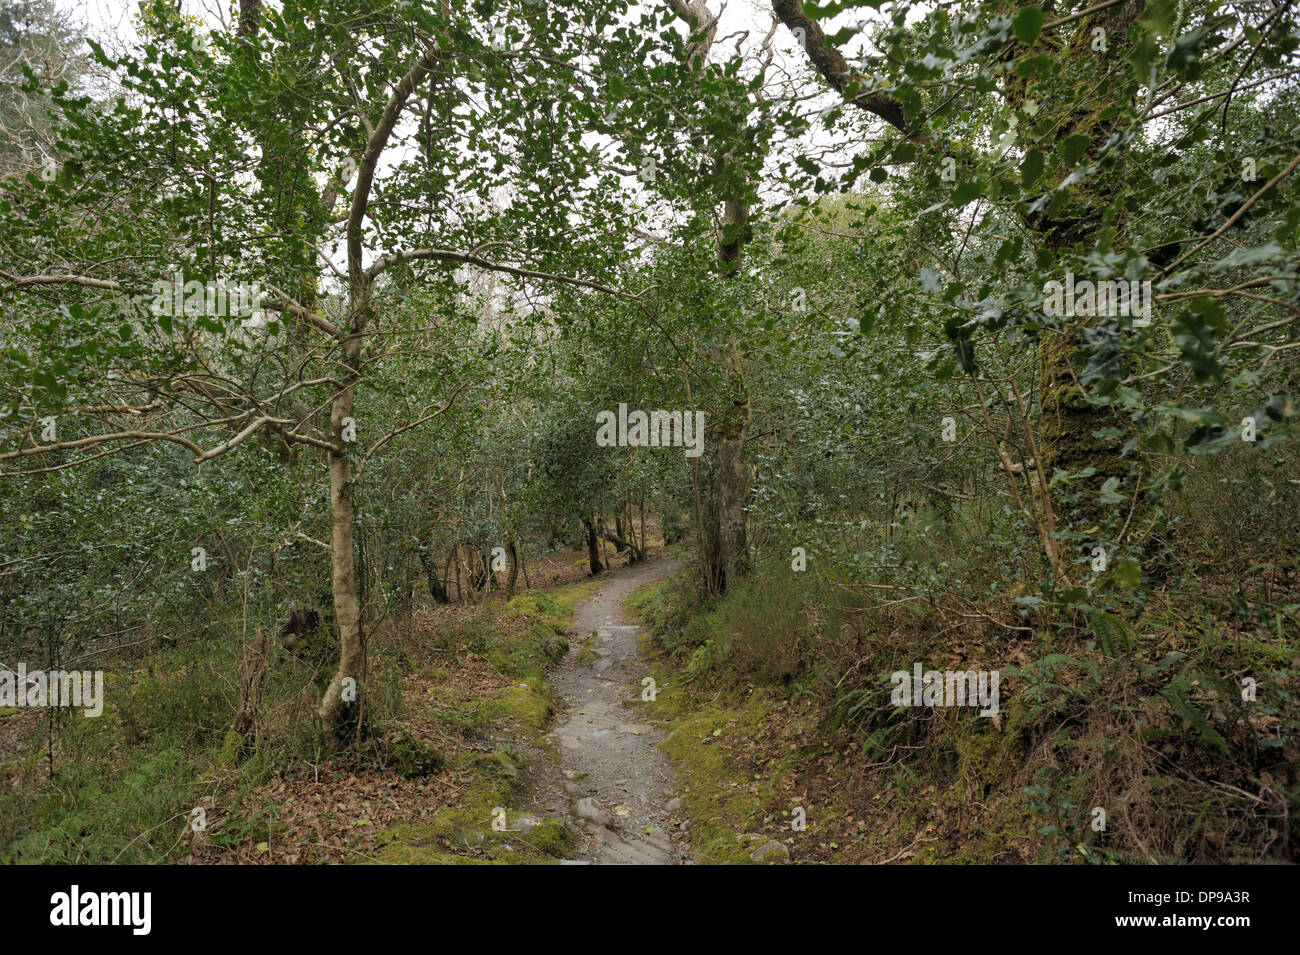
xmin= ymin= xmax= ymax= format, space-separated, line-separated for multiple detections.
xmin=534 ymin=555 xmax=688 ymax=865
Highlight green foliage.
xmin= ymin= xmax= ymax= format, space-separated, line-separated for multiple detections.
xmin=1 ymin=0 xmax=1298 ymax=865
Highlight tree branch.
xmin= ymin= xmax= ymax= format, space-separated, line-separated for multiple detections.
xmin=367 ymin=247 xmax=647 ymax=304
xmin=356 ymin=379 xmax=471 ymax=479
xmin=347 ymin=45 xmax=443 ymax=290
xmin=770 ymin=0 xmax=921 ymax=139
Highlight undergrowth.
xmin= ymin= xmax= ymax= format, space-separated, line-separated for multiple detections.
xmin=629 ymin=542 xmax=1298 ymax=864
xmin=1 ymin=577 xmax=596 ymax=864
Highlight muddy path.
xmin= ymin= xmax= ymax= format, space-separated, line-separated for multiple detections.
xmin=531 ymin=555 xmax=688 ymax=864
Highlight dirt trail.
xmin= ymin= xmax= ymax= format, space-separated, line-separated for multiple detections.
xmin=534 ymin=555 xmax=687 ymax=865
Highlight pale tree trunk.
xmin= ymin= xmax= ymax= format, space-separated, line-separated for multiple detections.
xmin=318 ymin=336 xmax=363 ymax=731
xmin=316 ymin=43 xmax=443 ymax=734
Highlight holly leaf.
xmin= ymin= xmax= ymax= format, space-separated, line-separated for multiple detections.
xmin=1013 ymin=7 xmax=1044 ymax=45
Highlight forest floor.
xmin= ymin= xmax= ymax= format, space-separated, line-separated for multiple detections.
xmin=4 ymin=546 xmax=848 ymax=864
xmin=163 ymin=547 xmax=692 ymax=865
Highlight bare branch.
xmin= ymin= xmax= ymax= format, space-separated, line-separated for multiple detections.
xmin=0 ymin=429 xmax=205 ymax=465
xmin=367 ymin=247 xmax=647 ymax=304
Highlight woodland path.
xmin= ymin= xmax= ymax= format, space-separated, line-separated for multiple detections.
xmin=532 ymin=554 xmax=689 ymax=864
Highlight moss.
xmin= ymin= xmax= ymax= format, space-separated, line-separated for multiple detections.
xmin=953 ymin=721 xmax=1010 ymax=799
xmin=388 ymin=732 xmax=445 ymax=779
xmin=508 ymin=582 xmax=598 ymax=624
xmin=423 ymin=691 xmax=490 ymax=735
xmin=370 ymin=573 xmax=593 ymax=865
xmin=546 ymin=580 xmax=602 ymax=612
xmin=647 ymin=680 xmax=778 ymax=864
xmin=459 ymin=749 xmax=524 ymax=806
xmin=478 ymin=595 xmax=573 ymax=678
xmin=485 ymin=678 xmax=555 ymax=741
xmin=530 ymin=628 xmax=570 ymax=666
xmin=628 ymin=578 xmax=766 ymax=862
xmin=627 ymin=579 xmax=672 ymax=631
xmin=365 ymin=752 xmax=573 ymax=865
xmin=365 ymin=843 xmax=498 ymax=864
xmin=507 ymin=592 xmax=566 ymax=622
xmin=215 ymin=729 xmax=245 ymax=768
xmin=519 ymin=817 xmax=575 ymax=856
xmin=368 ymin=816 xmax=511 ymax=864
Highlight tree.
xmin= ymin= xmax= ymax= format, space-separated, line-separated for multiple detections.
xmin=1 ymin=0 xmax=673 ymax=738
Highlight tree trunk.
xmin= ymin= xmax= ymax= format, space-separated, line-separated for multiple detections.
xmin=231 ymin=626 xmax=270 ymax=750
xmin=665 ymin=1 xmax=754 ymax=597
xmin=419 ymin=547 xmax=450 ymax=603
xmin=1015 ymin=1 xmax=1145 ymax=540
xmin=714 ymin=337 xmax=751 ymax=591
xmin=506 ymin=540 xmax=520 ymax=598
xmin=318 ymin=360 xmax=363 ymax=733
xmin=468 ymin=547 xmax=489 ymax=595
xmin=460 ymin=540 xmax=475 ymax=600
xmin=773 ymin=0 xmax=1141 ymax=566
xmin=601 ymin=527 xmax=642 ymax=563
xmin=613 ymin=511 xmax=628 ymax=552
xmin=1036 ymin=324 xmax=1128 ymax=535
xmin=583 ymin=518 xmax=604 ymax=575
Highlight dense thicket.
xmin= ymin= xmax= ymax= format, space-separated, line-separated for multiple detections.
xmin=1 ymin=0 xmax=1296 ymax=863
